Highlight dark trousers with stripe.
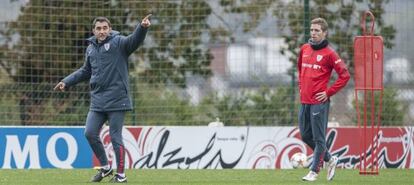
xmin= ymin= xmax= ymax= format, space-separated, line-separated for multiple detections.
xmin=84 ymin=111 xmax=126 ymax=174
xmin=299 ymin=101 xmax=332 ymax=173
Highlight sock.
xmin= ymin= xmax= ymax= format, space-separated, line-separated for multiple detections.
xmin=102 ymin=164 xmax=110 ymax=170
xmin=117 ymin=173 xmax=125 ymax=178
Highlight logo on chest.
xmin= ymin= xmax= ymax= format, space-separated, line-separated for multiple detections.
xmin=316 ymin=55 xmax=323 ymax=62
xmin=104 ymin=43 xmax=110 ymax=51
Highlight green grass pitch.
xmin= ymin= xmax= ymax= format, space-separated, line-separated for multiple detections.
xmin=0 ymin=169 xmax=412 ymax=185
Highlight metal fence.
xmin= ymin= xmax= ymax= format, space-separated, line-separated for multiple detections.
xmin=0 ymin=0 xmax=413 ymax=126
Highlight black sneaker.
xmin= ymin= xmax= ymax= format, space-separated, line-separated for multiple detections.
xmin=90 ymin=167 xmax=113 ymax=182
xmin=109 ymin=174 xmax=127 ymax=183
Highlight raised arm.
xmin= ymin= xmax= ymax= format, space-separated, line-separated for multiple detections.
xmin=120 ymin=14 xmax=151 ymax=55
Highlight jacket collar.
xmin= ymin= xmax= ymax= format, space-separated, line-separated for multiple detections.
xmin=308 ymin=39 xmax=329 ymax=50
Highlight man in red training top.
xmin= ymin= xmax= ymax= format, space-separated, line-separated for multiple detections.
xmin=297 ymin=17 xmax=350 ymax=182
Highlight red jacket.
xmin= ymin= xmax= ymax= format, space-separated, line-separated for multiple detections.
xmin=297 ymin=43 xmax=350 ymax=104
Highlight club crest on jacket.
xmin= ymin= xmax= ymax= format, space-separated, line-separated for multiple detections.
xmin=316 ymin=55 xmax=323 ymax=62
xmin=104 ymin=43 xmax=110 ymax=51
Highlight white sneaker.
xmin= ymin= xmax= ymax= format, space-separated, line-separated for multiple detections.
xmin=302 ymin=171 xmax=318 ymax=181
xmin=327 ymin=156 xmax=338 ymax=181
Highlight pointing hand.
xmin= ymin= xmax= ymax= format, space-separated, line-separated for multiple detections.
xmin=54 ymin=82 xmax=66 ymax=92
xmin=141 ymin=14 xmax=152 ymax=28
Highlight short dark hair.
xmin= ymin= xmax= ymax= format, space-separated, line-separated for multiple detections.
xmin=92 ymin=17 xmax=111 ymax=29
xmin=311 ymin=17 xmax=328 ymax=32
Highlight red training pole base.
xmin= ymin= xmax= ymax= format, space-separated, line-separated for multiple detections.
xmin=359 ymin=171 xmax=379 ymax=175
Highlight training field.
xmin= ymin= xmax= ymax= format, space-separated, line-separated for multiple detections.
xmin=0 ymin=169 xmax=412 ymax=185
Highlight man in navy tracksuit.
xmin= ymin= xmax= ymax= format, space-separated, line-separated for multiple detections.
xmin=54 ymin=15 xmax=151 ymax=183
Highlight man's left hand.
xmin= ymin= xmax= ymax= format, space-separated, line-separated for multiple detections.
xmin=315 ymin=91 xmax=328 ymax=102
xmin=141 ymin=14 xmax=152 ymax=28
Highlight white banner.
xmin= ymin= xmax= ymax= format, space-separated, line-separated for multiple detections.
xmin=100 ymin=126 xmax=307 ymax=169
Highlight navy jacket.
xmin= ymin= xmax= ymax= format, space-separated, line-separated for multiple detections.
xmin=62 ymin=24 xmax=148 ymax=112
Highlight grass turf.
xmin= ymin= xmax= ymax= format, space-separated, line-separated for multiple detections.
xmin=0 ymin=169 xmax=412 ymax=185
